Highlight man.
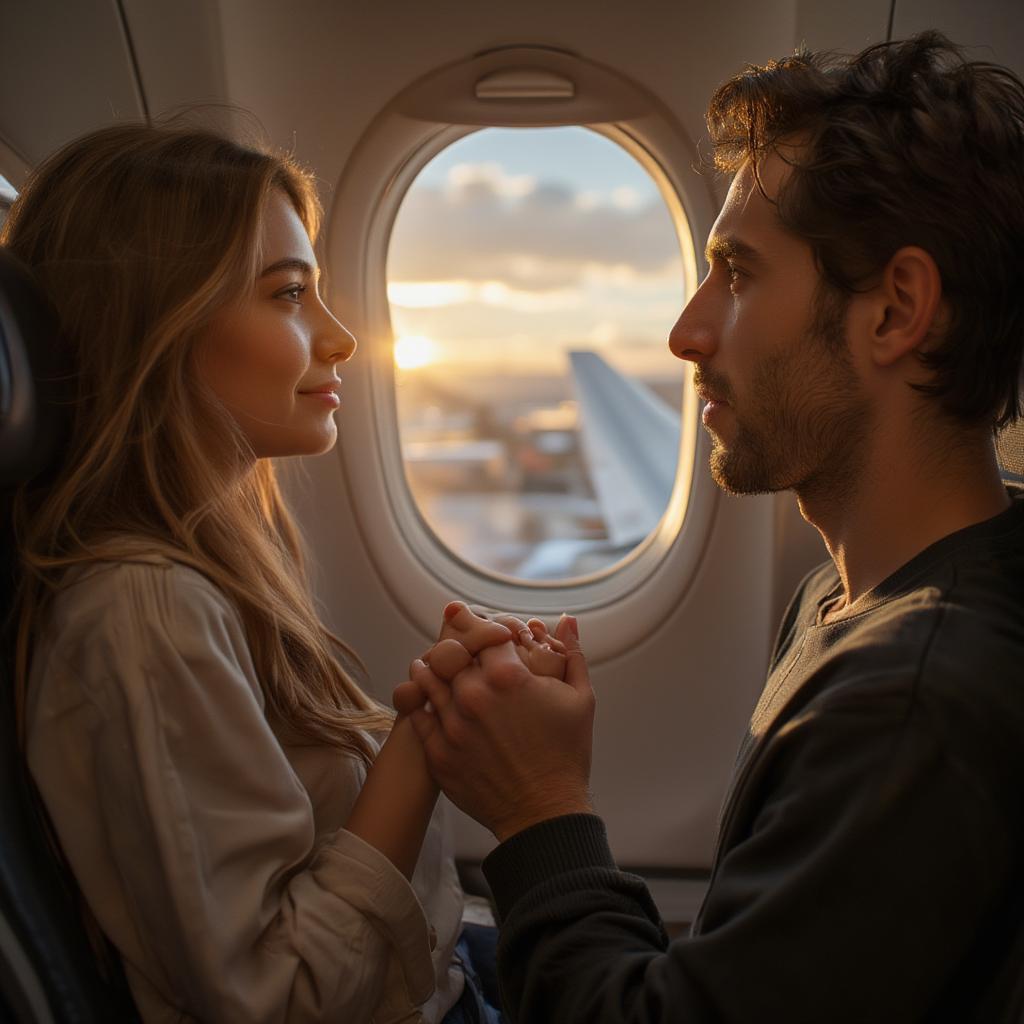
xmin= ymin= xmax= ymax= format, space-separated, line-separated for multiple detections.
xmin=396 ymin=32 xmax=1024 ymax=1022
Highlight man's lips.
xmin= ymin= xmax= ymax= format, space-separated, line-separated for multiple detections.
xmin=696 ymin=387 xmax=730 ymax=429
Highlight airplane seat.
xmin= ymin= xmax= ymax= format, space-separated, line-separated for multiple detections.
xmin=0 ymin=247 xmax=140 ymax=1022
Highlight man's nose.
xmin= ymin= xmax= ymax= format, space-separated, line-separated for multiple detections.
xmin=668 ymin=285 xmax=717 ymax=363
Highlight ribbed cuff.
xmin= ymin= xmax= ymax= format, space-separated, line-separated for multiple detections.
xmin=482 ymin=813 xmax=615 ymax=921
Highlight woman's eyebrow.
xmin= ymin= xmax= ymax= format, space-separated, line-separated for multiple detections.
xmin=259 ymin=257 xmax=318 ymax=278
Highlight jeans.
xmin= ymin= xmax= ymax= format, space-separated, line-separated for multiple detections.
xmin=441 ymin=924 xmax=503 ymax=1024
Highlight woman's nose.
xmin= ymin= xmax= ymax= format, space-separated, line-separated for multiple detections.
xmin=319 ymin=305 xmax=357 ymax=364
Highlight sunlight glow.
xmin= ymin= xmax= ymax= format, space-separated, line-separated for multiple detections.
xmin=394 ymin=334 xmax=438 ymax=370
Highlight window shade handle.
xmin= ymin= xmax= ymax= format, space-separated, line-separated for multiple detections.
xmin=475 ymin=68 xmax=575 ymax=100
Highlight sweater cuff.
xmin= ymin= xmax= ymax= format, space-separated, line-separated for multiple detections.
xmin=482 ymin=813 xmax=615 ymax=921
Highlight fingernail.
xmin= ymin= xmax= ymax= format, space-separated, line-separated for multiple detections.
xmin=566 ymin=615 xmax=579 ymax=641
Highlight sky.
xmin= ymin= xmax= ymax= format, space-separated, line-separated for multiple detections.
xmin=386 ymin=126 xmax=690 ymax=381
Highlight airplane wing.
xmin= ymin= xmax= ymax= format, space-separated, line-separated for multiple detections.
xmin=568 ymin=349 xmax=681 ymax=547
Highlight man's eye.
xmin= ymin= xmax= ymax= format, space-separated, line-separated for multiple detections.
xmin=725 ymin=262 xmax=747 ymax=288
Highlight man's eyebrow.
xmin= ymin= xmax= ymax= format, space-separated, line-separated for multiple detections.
xmin=704 ymin=235 xmax=763 ymax=265
xmin=259 ymin=257 xmax=318 ymax=278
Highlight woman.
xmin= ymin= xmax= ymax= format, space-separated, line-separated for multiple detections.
xmin=2 ymin=123 xmax=565 ymax=1023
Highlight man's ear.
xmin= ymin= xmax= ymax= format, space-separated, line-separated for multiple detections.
xmin=860 ymin=246 xmax=944 ymax=368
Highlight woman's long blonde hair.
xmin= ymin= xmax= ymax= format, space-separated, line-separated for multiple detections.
xmin=2 ymin=123 xmax=393 ymax=762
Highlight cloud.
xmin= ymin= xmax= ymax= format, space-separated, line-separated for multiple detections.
xmin=611 ymin=185 xmax=643 ymax=210
xmin=588 ymin=321 xmax=620 ymax=346
xmin=387 ymin=161 xmax=682 ymax=293
xmin=388 ymin=279 xmax=583 ymax=312
xmin=445 ymin=162 xmax=536 ymax=200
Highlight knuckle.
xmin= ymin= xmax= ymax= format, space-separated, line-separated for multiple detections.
xmin=493 ymin=613 xmax=528 ymax=634
xmin=490 ymin=659 xmax=526 ymax=689
xmin=445 ymin=714 xmax=471 ymax=748
xmin=430 ymin=638 xmax=471 ymax=679
xmin=435 ymin=637 xmax=468 ymax=659
xmin=456 ymin=682 xmax=488 ymax=720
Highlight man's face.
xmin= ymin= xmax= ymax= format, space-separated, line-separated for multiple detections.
xmin=669 ymin=154 xmax=869 ymax=498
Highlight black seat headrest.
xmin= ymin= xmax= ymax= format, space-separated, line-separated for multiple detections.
xmin=0 ymin=249 xmax=69 ymax=487
xmin=0 ymin=246 xmax=139 ymax=1020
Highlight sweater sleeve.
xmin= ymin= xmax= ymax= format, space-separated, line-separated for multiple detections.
xmin=482 ymin=676 xmax=1014 ymax=1024
xmin=26 ymin=561 xmax=436 ymax=1023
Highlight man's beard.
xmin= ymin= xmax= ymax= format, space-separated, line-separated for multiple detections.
xmin=699 ymin=288 xmax=870 ymax=501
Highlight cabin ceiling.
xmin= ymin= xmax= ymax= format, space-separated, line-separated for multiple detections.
xmin=1 ymin=0 xmax=889 ymax=186
xmin=2 ymin=1 xmax=1020 ymax=197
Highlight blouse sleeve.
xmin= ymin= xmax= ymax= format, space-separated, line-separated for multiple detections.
xmin=26 ymin=560 xmax=436 ymax=1023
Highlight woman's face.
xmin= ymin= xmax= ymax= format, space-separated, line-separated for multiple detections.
xmin=197 ymin=189 xmax=356 ymax=459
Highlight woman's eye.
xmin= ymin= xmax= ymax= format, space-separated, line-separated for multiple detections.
xmin=278 ymin=284 xmax=307 ymax=302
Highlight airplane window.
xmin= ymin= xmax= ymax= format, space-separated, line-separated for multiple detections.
xmin=0 ymin=173 xmax=16 ymax=230
xmin=386 ymin=126 xmax=688 ymax=582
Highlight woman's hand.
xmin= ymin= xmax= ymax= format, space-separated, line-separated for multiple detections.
xmin=394 ymin=602 xmax=568 ymax=717
xmin=346 ymin=608 xmax=514 ymax=876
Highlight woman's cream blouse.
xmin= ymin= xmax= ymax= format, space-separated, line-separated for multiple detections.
xmin=25 ymin=557 xmax=466 ymax=1023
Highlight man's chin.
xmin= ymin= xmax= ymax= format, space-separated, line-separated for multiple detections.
xmin=709 ymin=447 xmax=782 ymax=497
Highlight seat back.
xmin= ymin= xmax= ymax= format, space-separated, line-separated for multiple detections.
xmin=0 ymin=248 xmax=139 ymax=1022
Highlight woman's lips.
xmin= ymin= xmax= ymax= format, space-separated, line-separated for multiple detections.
xmin=299 ymin=388 xmax=340 ymax=407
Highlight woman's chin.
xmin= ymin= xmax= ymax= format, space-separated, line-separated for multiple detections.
xmin=308 ymin=424 xmax=340 ymax=457
xmin=251 ymin=425 xmax=339 ymax=460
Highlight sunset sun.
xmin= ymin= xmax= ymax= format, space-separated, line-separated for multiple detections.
xmin=394 ymin=334 xmax=438 ymax=370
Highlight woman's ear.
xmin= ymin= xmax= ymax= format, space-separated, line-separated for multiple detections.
xmin=862 ymin=246 xmax=944 ymax=368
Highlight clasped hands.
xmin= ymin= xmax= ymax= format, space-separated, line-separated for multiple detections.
xmin=393 ymin=602 xmax=596 ymax=842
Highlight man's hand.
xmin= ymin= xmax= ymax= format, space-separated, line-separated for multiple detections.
xmin=398 ymin=615 xmax=595 ymax=841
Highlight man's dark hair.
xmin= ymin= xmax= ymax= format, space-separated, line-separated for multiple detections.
xmin=707 ymin=31 xmax=1024 ymax=429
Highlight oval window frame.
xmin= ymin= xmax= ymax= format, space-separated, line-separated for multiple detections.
xmin=325 ymin=46 xmax=721 ymax=661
